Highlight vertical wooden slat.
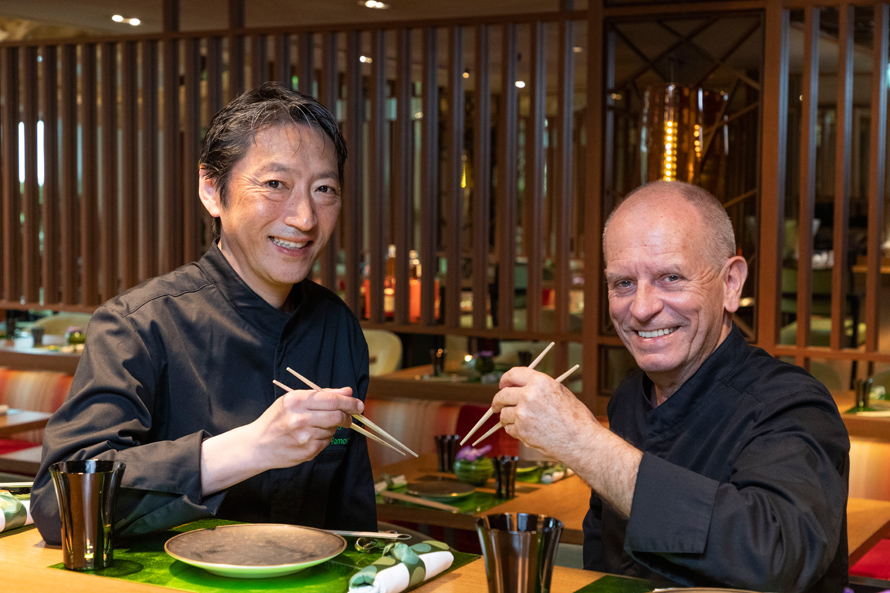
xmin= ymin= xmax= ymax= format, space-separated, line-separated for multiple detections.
xmin=419 ymin=27 xmax=439 ymax=326
xmin=1 ymin=47 xmax=20 ymax=304
xmin=866 ymin=4 xmax=889 ymax=353
xmin=228 ymin=0 xmax=245 ymax=100
xmin=496 ymin=24 xmax=518 ymax=332
xmin=140 ymin=40 xmax=159 ymax=281
xmin=162 ymin=38 xmax=182 ymax=272
xmin=472 ymin=24 xmax=491 ymax=331
xmin=60 ymin=44 xmax=78 ymax=304
xmin=796 ymin=6 xmax=819 ymax=356
xmin=832 ymin=4 xmax=853 ymax=352
xmin=526 ymin=22 xmax=545 ymax=335
xmin=445 ymin=26 xmax=464 ymax=330
xmin=553 ymin=18 xmax=575 ymax=368
xmin=343 ymin=31 xmax=364 ymax=316
xmin=585 ymin=3 xmax=607 ymax=412
xmin=81 ymin=44 xmax=99 ymax=305
xmin=252 ymin=35 xmax=268 ymax=86
xmin=100 ymin=42 xmax=119 ymax=301
xmin=758 ymin=3 xmax=789 ymax=353
xmin=276 ymin=33 xmax=291 ymax=86
xmin=183 ymin=37 xmax=203 ymax=262
xmin=316 ymin=32 xmax=337 ymax=290
xmin=41 ymin=45 xmax=60 ymax=305
xmin=22 ymin=45 xmax=40 ymax=303
xmin=393 ymin=28 xmax=413 ymax=326
xmin=120 ymin=41 xmax=139 ymax=290
xmin=297 ymin=33 xmax=314 ymax=95
xmin=206 ymin=37 xmax=224 ymax=118
xmin=368 ymin=30 xmax=387 ymax=323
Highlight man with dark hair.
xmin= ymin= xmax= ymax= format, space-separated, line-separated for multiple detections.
xmin=491 ymin=181 xmax=849 ymax=592
xmin=31 ymin=82 xmax=376 ymax=542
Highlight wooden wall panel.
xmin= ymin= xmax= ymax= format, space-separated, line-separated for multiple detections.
xmin=80 ymin=44 xmax=98 ymax=306
xmin=41 ymin=45 xmax=60 ymax=306
xmin=472 ymin=25 xmax=492 ymax=331
xmin=99 ymin=42 xmax=119 ymax=303
xmin=21 ymin=46 xmax=40 ymax=304
xmin=1 ymin=47 xmax=20 ymax=304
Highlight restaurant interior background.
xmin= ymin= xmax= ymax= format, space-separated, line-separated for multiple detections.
xmin=1 ymin=0 xmax=890 ymax=416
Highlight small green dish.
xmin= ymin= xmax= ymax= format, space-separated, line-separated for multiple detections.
xmin=453 ymin=457 xmax=494 ymax=486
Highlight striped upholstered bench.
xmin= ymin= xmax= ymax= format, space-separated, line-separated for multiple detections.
xmin=0 ymin=367 xmax=73 ymax=455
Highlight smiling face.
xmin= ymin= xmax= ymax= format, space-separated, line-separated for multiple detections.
xmin=604 ymin=189 xmax=747 ymax=402
xmin=199 ymin=123 xmax=341 ymax=308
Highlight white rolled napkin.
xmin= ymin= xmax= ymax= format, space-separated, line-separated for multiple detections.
xmin=349 ymin=540 xmax=454 ymax=593
xmin=0 ymin=493 xmax=32 ymax=533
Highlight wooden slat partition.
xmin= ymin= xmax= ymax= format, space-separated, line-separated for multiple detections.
xmin=392 ymin=28 xmax=412 ymax=327
xmin=866 ymin=4 xmax=889 ymax=354
xmin=444 ymin=26 xmax=465 ymax=330
xmin=41 ymin=45 xmax=60 ymax=305
xmin=4 ymin=3 xmax=890 ymax=405
xmin=419 ymin=27 xmax=439 ymax=327
xmin=496 ymin=24 xmax=518 ymax=333
xmin=80 ymin=44 xmax=98 ymax=306
xmin=21 ymin=46 xmax=40 ymax=304
xmin=120 ymin=42 xmax=139 ymax=291
xmin=2 ymin=47 xmax=21 ymax=304
xmin=472 ymin=24 xmax=492 ymax=331
xmin=795 ymin=6 xmax=818 ymax=357
xmin=831 ymin=4 xmax=853 ymax=354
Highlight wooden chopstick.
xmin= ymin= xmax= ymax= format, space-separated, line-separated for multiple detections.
xmin=459 ymin=341 xmax=555 ymax=446
xmin=272 ymin=379 xmax=406 ymax=456
xmin=471 ymin=363 xmax=580 ymax=447
xmin=281 ymin=368 xmax=418 ymax=457
xmin=380 ymin=490 xmax=460 ymax=513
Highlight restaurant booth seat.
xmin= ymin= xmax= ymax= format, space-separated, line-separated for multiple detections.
xmin=0 ymin=367 xmax=72 ymax=456
xmin=849 ymin=438 xmax=890 ymax=581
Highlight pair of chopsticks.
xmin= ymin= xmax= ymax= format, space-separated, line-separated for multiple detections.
xmin=459 ymin=342 xmax=580 ymax=447
xmin=273 ymin=368 xmax=418 ymax=458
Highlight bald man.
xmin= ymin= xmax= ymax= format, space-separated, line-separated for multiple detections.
xmin=491 ymin=181 xmax=849 ymax=592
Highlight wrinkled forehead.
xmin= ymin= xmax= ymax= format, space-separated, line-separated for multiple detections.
xmin=605 ymin=194 xmax=703 ymax=259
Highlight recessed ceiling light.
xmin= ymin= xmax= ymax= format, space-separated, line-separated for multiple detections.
xmin=359 ymin=55 xmax=373 ymax=63
xmin=515 ymin=81 xmax=526 ymax=89
xmin=573 ymin=46 xmax=583 ymax=53
xmin=359 ymin=0 xmax=389 ymax=8
xmin=462 ymin=70 xmax=470 ymax=79
xmin=112 ymin=14 xmax=141 ymax=26
xmin=129 ymin=18 xmax=141 ymax=26
xmin=112 ymin=14 xmax=124 ymax=22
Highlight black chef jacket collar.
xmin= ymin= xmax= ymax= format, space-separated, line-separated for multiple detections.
xmin=196 ymin=243 xmax=305 ymax=339
xmin=641 ymin=325 xmax=746 ymax=437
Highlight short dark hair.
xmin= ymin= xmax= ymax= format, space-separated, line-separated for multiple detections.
xmin=199 ymin=82 xmax=347 ymax=239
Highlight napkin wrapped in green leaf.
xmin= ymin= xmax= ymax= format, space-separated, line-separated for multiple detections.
xmin=348 ymin=540 xmax=453 ymax=593
xmin=0 ymin=491 xmax=32 ymax=533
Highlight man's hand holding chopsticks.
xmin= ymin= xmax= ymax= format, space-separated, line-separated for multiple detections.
xmin=199 ymin=386 xmax=362 ymax=496
xmin=491 ymin=367 xmax=599 ymax=463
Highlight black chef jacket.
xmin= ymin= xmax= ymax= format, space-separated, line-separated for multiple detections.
xmin=583 ymin=327 xmax=849 ymax=592
xmin=31 ymin=245 xmax=377 ymax=544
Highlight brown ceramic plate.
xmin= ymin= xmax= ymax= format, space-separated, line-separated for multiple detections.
xmin=164 ymin=523 xmax=346 ymax=579
xmin=406 ymin=480 xmax=475 ymax=500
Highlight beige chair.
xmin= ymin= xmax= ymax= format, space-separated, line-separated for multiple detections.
xmin=33 ymin=313 xmax=93 ymax=336
xmin=362 ymin=329 xmax=402 ymax=376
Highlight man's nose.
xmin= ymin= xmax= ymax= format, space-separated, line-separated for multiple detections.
xmin=284 ymin=190 xmax=317 ymax=231
xmin=629 ymin=282 xmax=663 ymax=320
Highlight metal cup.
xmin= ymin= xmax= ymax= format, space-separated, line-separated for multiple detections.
xmin=49 ymin=459 xmax=126 ymax=570
xmin=31 ymin=326 xmax=45 ymax=347
xmin=434 ymin=434 xmax=460 ymax=472
xmin=493 ymin=455 xmax=518 ymax=499
xmin=476 ymin=512 xmax=564 ymax=593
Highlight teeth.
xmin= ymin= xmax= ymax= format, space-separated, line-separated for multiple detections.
xmin=637 ymin=328 xmax=676 ymax=338
xmin=272 ymin=238 xmax=307 ymax=250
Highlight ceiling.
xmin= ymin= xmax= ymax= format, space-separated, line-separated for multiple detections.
xmin=0 ymin=0 xmax=575 ymax=39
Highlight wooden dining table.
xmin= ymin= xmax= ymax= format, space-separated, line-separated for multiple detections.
xmin=0 ymin=409 xmax=52 ymax=438
xmin=0 ymin=524 xmax=612 ymax=593
xmin=378 ymin=453 xmax=890 ymax=562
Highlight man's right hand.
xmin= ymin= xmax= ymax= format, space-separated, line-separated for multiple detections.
xmin=199 ymin=386 xmax=363 ymax=496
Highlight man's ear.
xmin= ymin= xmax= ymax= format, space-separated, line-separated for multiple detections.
xmin=722 ymin=255 xmax=749 ymax=314
xmin=198 ymin=169 xmax=222 ymax=218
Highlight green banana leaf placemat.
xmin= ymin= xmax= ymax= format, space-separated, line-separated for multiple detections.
xmin=51 ymin=519 xmax=478 ymax=593
xmin=573 ymin=574 xmax=652 ymax=593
